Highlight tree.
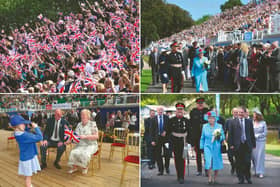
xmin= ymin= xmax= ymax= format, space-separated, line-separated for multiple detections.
xmin=220 ymin=0 xmax=243 ymax=12
xmin=141 ymin=0 xmax=194 ymax=48
xmin=195 ymin=15 xmax=212 ymax=25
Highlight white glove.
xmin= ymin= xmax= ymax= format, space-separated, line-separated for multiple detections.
xmin=181 ymin=71 xmax=185 ymax=81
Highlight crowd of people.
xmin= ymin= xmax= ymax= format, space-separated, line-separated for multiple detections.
xmin=0 ymin=94 xmax=108 ymax=109
xmin=0 ymin=0 xmax=140 ymax=93
xmin=156 ymin=0 xmax=279 ymax=46
xmin=144 ymin=98 xmax=268 ymax=184
xmin=149 ymin=40 xmax=280 ymax=92
xmin=147 ymin=0 xmax=280 ymax=93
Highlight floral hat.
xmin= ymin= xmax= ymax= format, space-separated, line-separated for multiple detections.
xmin=204 ymin=111 xmax=217 ymax=121
xmin=196 ymin=48 xmax=206 ymax=55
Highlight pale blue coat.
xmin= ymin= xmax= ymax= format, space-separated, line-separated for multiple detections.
xmin=239 ymin=51 xmax=248 ymax=78
xmin=200 ymin=123 xmax=225 ymax=170
xmin=192 ymin=56 xmax=209 ymax=92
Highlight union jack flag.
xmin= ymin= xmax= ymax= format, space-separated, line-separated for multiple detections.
xmin=64 ymin=125 xmax=80 ymax=144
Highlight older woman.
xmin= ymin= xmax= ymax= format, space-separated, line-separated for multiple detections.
xmin=252 ymin=109 xmax=267 ymax=178
xmin=68 ymin=109 xmax=99 ymax=174
xmin=200 ymin=111 xmax=225 ymax=184
xmin=192 ymin=48 xmax=209 ymax=92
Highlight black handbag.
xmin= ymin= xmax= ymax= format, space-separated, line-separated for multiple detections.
xmin=221 ymin=142 xmax=227 ymax=154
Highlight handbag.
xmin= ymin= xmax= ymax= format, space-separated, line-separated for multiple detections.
xmin=221 ymin=142 xmax=227 ymax=154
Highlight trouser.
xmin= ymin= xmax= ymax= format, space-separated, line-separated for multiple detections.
xmin=145 ymin=139 xmax=155 ymax=166
xmin=155 ymin=136 xmax=170 ymax=173
xmin=235 ymin=143 xmax=251 ymax=181
xmin=227 ymin=148 xmax=235 ymax=171
xmin=40 ymin=140 xmax=66 ymax=165
xmin=172 ymin=137 xmax=185 ymax=179
xmin=170 ymin=67 xmax=183 ymax=93
xmin=152 ymin=66 xmax=159 ymax=84
xmin=194 ymin=143 xmax=202 ymax=172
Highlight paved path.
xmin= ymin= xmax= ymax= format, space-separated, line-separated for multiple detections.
xmin=142 ymin=62 xmax=234 ymax=93
xmin=141 ymin=154 xmax=280 ymax=186
xmin=145 ymin=79 xmax=233 ymax=93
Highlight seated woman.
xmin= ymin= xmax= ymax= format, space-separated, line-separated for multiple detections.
xmin=68 ymin=109 xmax=99 ymax=174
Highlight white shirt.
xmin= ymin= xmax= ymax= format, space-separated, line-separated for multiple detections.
xmin=51 ymin=119 xmax=61 ymax=141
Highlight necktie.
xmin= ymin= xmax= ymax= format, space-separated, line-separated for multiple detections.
xmin=54 ymin=120 xmax=58 ymax=139
xmin=159 ymin=116 xmax=163 ymax=134
xmin=240 ymin=119 xmax=245 ymax=143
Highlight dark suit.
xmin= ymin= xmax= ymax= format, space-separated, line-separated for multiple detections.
xmin=150 ymin=115 xmax=170 ymax=173
xmin=228 ymin=118 xmax=256 ymax=182
xmin=225 ymin=117 xmax=237 ymax=173
xmin=144 ymin=117 xmax=155 ymax=167
xmin=149 ymin=51 xmax=160 ymax=85
xmin=40 ymin=117 xmax=69 ymax=165
xmin=270 ymin=48 xmax=280 ymax=91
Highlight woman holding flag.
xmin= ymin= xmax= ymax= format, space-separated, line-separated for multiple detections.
xmin=68 ymin=109 xmax=99 ymax=175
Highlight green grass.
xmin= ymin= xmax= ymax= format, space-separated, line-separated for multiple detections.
xmin=265 ymin=131 xmax=280 ymax=157
xmin=141 ymin=69 xmax=152 ymax=92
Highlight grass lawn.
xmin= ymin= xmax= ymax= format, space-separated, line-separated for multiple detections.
xmin=141 ymin=69 xmax=152 ymax=92
xmin=265 ymin=131 xmax=280 ymax=157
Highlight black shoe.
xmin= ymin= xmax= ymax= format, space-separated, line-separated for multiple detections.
xmin=148 ymin=165 xmax=153 ymax=169
xmin=157 ymin=172 xmax=163 ymax=176
xmin=231 ymin=168 xmax=235 ymax=175
xmin=41 ymin=164 xmax=47 ymax=170
xmin=247 ymin=179 xmax=252 ymax=184
xmin=196 ymin=172 xmax=202 ymax=176
xmin=238 ymin=179 xmax=244 ymax=184
xmin=166 ymin=168 xmax=170 ymax=174
xmin=54 ymin=162 xmax=62 ymax=169
xmin=178 ymin=178 xmax=184 ymax=184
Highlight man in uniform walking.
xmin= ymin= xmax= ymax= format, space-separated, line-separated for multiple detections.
xmin=166 ymin=41 xmax=185 ymax=93
xmin=167 ymin=103 xmax=191 ymax=184
xmin=190 ymin=97 xmax=209 ymax=176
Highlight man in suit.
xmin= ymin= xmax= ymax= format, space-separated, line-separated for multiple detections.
xmin=40 ymin=109 xmax=69 ymax=169
xmin=270 ymin=41 xmax=280 ymax=92
xmin=225 ymin=107 xmax=239 ymax=175
xmin=149 ymin=47 xmax=160 ymax=85
xmin=150 ymin=107 xmax=170 ymax=175
xmin=228 ymin=107 xmax=256 ymax=184
xmin=95 ymin=108 xmax=103 ymax=130
xmin=144 ymin=109 xmax=156 ymax=169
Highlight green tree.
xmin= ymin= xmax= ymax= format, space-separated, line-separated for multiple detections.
xmin=195 ymin=15 xmax=212 ymax=25
xmin=220 ymin=0 xmax=243 ymax=12
xmin=141 ymin=0 xmax=194 ymax=48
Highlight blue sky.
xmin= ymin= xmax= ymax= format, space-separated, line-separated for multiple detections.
xmin=166 ymin=0 xmax=250 ymax=20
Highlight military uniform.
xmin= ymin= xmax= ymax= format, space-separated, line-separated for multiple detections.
xmin=167 ymin=114 xmax=191 ymax=182
xmin=167 ymin=42 xmax=185 ymax=93
xmin=190 ymin=105 xmax=209 ymax=174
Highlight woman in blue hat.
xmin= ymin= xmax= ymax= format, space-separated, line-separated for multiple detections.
xmin=191 ymin=48 xmax=209 ymax=92
xmin=10 ymin=114 xmax=43 ymax=187
xmin=200 ymin=111 xmax=225 ymax=184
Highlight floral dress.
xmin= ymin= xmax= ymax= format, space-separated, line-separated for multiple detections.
xmin=68 ymin=121 xmax=98 ymax=168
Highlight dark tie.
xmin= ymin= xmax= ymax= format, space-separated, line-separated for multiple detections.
xmin=159 ymin=116 xmax=163 ymax=134
xmin=54 ymin=120 xmax=58 ymax=139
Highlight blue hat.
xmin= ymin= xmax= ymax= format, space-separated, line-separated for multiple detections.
xmin=196 ymin=48 xmax=206 ymax=55
xmin=10 ymin=115 xmax=31 ymax=127
xmin=204 ymin=111 xmax=217 ymax=121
